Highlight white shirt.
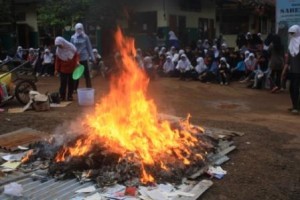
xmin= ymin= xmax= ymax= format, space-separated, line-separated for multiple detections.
xmin=163 ymin=60 xmax=175 ymax=73
xmin=43 ymin=53 xmax=53 ymax=64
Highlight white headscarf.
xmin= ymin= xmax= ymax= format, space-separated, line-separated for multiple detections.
xmin=212 ymin=45 xmax=219 ymax=58
xmin=163 ymin=56 xmax=175 ymax=73
xmin=195 ymin=57 xmax=207 ymax=74
xmin=55 ymin=36 xmax=77 ymax=61
xmin=176 ymin=54 xmax=192 ymax=72
xmin=288 ymin=25 xmax=300 ymax=57
xmin=169 ymin=31 xmax=178 ymax=40
xmin=74 ymin=23 xmax=86 ymax=37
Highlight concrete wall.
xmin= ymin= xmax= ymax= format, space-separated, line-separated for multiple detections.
xmin=127 ymin=0 xmax=215 ymax=28
xmin=124 ymin=0 xmax=216 ymax=49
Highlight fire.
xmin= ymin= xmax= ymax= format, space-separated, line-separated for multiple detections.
xmin=21 ymin=150 xmax=34 ymax=164
xmin=55 ymin=27 xmax=205 ymax=183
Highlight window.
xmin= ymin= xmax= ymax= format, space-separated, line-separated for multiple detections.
xmin=129 ymin=11 xmax=157 ymax=34
xmin=259 ymin=16 xmax=268 ymax=34
xmin=199 ymin=18 xmax=215 ymax=40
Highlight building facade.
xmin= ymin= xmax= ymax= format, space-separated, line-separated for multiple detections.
xmin=0 ymin=0 xmax=276 ymax=56
xmin=118 ymin=0 xmax=275 ymax=50
xmin=0 ymin=0 xmax=39 ymax=56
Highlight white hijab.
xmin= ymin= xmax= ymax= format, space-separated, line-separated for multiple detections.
xmin=169 ymin=31 xmax=178 ymax=40
xmin=74 ymin=23 xmax=86 ymax=37
xmin=55 ymin=36 xmax=77 ymax=61
xmin=163 ymin=56 xmax=175 ymax=72
xmin=288 ymin=25 xmax=300 ymax=57
xmin=176 ymin=54 xmax=191 ymax=71
xmin=195 ymin=57 xmax=207 ymax=73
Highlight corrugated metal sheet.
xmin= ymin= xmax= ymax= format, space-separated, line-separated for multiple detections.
xmin=0 ymin=174 xmax=97 ymax=200
xmin=0 ymin=173 xmax=213 ymax=200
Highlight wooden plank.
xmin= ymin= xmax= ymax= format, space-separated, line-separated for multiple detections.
xmin=216 ymin=145 xmax=236 ymax=157
xmin=0 ymin=127 xmax=47 ymax=151
xmin=189 ymin=166 xmax=209 ymax=179
xmin=214 ymin=155 xmax=230 ymax=166
xmin=189 ymin=145 xmax=236 ymax=179
xmin=205 ymin=127 xmax=245 ymax=138
xmin=218 ymin=140 xmax=234 ymax=149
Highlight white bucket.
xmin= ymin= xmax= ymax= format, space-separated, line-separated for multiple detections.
xmin=77 ymin=88 xmax=95 ymax=106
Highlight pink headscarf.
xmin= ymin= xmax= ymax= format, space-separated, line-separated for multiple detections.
xmin=55 ymin=36 xmax=77 ymax=61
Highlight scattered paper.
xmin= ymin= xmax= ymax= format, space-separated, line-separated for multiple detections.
xmin=157 ymin=183 xmax=175 ymax=193
xmin=145 ymin=189 xmax=168 ymax=200
xmin=138 ymin=187 xmax=150 ymax=199
xmin=75 ymin=186 xmax=96 ymax=193
xmin=102 ymin=195 xmax=125 ymax=200
xmin=103 ymin=184 xmax=126 ymax=200
xmin=2 ymin=152 xmax=26 ymax=161
xmin=18 ymin=145 xmax=29 ymax=150
xmin=84 ymin=192 xmax=102 ymax=200
xmin=207 ymin=166 xmax=227 ymax=179
xmin=104 ymin=184 xmax=126 ymax=194
xmin=164 ymin=191 xmax=195 ymax=197
xmin=1 ymin=161 xmax=21 ymax=169
xmin=218 ymin=134 xmax=226 ymax=139
xmin=3 ymin=182 xmax=23 ymax=196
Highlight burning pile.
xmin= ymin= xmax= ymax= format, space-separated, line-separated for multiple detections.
xmin=22 ymin=28 xmax=213 ymax=186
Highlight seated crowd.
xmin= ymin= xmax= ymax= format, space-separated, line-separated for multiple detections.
xmin=132 ymin=32 xmax=285 ymax=93
xmin=8 ymin=32 xmax=285 ymax=95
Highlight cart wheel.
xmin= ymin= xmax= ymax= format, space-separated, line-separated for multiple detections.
xmin=15 ymin=80 xmax=37 ymax=105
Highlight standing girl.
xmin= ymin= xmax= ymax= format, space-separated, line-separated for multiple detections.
xmin=70 ymin=23 xmax=95 ymax=91
xmin=283 ymin=25 xmax=300 ymax=114
xmin=54 ymin=37 xmax=79 ymax=101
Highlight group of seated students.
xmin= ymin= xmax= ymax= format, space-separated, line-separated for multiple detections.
xmin=12 ymin=46 xmax=55 ymax=77
xmin=134 ymin=38 xmax=283 ymax=92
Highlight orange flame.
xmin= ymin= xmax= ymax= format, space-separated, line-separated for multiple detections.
xmin=55 ymin=27 xmax=205 ymax=183
xmin=21 ymin=150 xmax=34 ymax=163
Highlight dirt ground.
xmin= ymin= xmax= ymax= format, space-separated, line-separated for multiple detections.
xmin=0 ymin=75 xmax=299 ymax=200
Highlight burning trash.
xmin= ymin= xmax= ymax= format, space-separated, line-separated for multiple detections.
xmin=20 ymin=28 xmax=214 ymax=186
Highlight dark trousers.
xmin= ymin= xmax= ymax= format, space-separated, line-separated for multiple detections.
xmin=218 ymin=71 xmax=229 ymax=83
xmin=60 ymin=72 xmax=74 ymax=99
xmin=270 ymin=69 xmax=283 ymax=88
xmin=42 ymin=63 xmax=52 ymax=75
xmin=289 ymin=73 xmax=300 ymax=109
xmin=74 ymin=60 xmax=92 ymax=91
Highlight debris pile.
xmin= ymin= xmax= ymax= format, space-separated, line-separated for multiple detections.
xmin=21 ymin=121 xmax=214 ymax=187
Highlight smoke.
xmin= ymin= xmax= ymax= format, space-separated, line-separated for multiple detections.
xmin=51 ymin=117 xmax=90 ymax=147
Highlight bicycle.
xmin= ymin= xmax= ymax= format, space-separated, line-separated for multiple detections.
xmin=0 ymin=57 xmax=37 ymax=106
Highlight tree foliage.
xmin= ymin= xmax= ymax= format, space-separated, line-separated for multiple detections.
xmin=37 ymin=0 xmax=91 ymax=32
xmin=81 ymin=0 xmax=125 ymax=28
